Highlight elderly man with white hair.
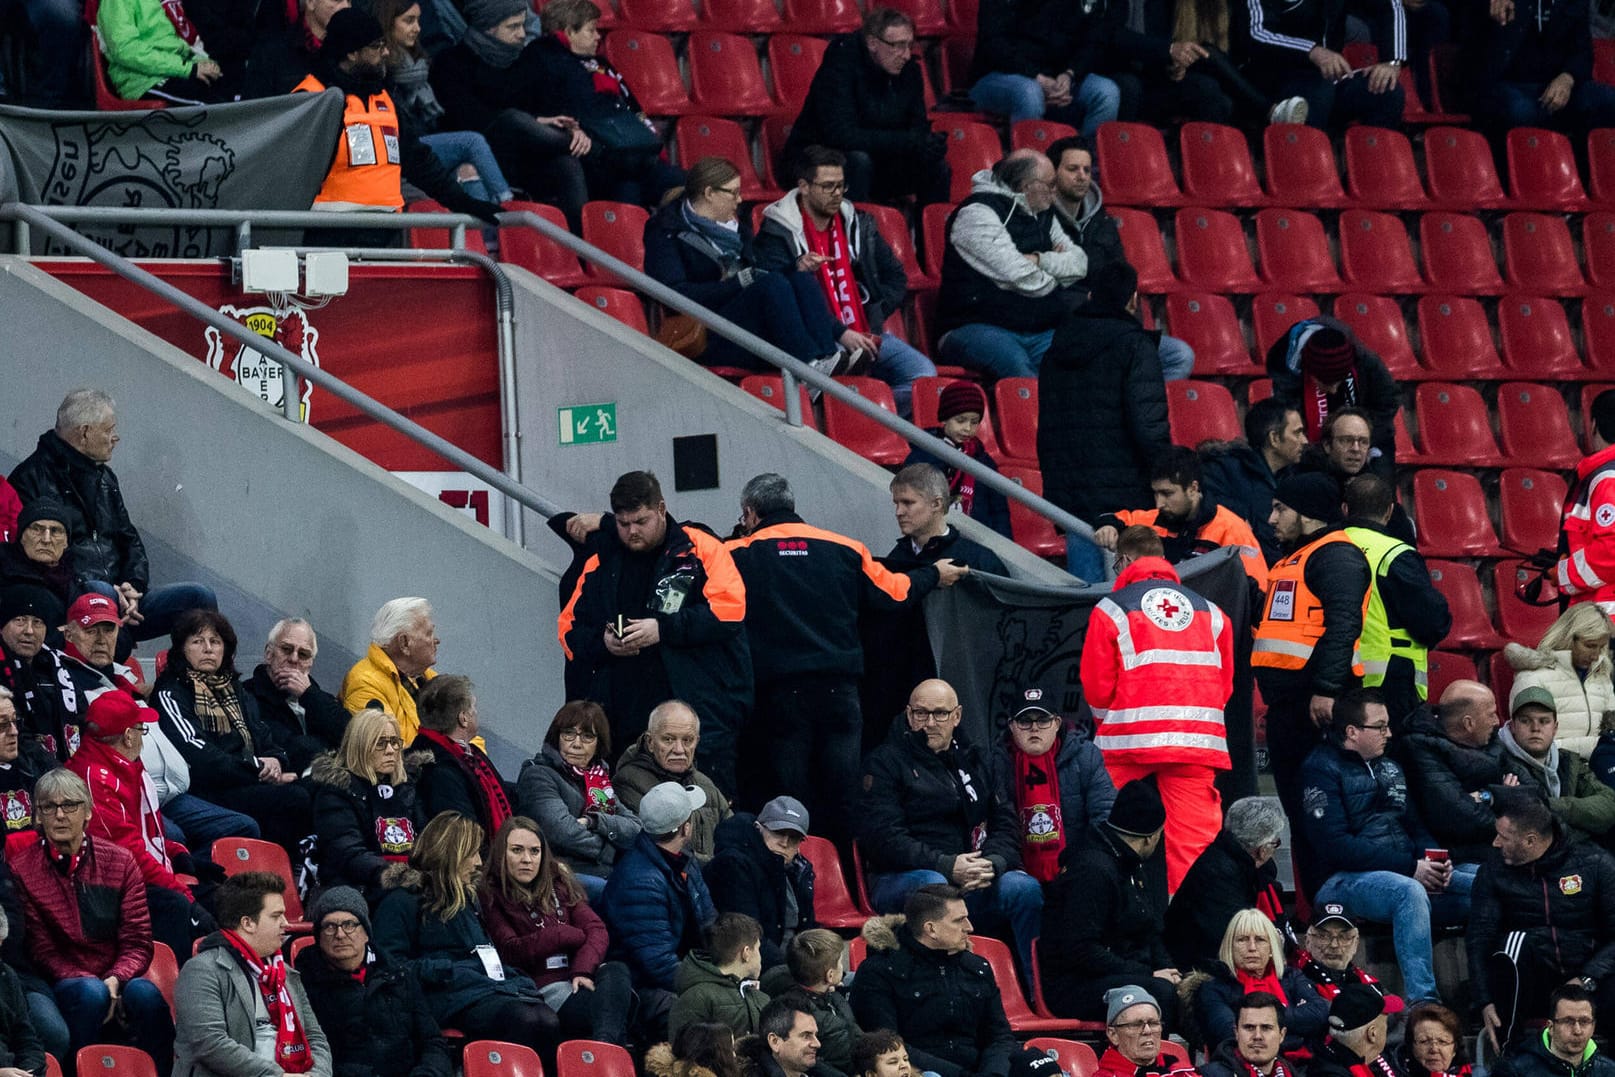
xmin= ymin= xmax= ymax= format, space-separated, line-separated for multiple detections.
xmin=341 ymin=598 xmax=439 ymax=744
xmin=245 ymin=618 xmax=349 ymax=774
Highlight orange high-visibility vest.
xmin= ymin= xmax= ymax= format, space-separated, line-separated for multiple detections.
xmin=1252 ymin=530 xmax=1367 ymax=675
xmin=294 ymin=76 xmax=404 ymax=211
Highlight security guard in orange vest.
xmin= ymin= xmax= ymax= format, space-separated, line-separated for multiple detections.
xmin=1253 ymin=471 xmax=1370 ymax=828
xmin=294 ymin=9 xmax=501 ymax=246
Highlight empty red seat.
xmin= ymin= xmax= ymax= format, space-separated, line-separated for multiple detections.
xmin=1507 ymin=127 xmax=1591 ymax=210
xmin=688 ymin=32 xmax=776 ymax=116
xmin=1175 ymin=208 xmax=1260 ymax=292
xmin=993 ymin=377 xmax=1039 ymax=464
xmin=1339 ymin=209 xmax=1425 ymax=293
xmin=1255 ymin=208 xmax=1343 ymax=292
xmin=1263 ymin=124 xmax=1347 ymax=208
xmin=1426 ymin=560 xmax=1505 ymax=648
xmin=822 ymin=377 xmax=908 ymax=466
xmin=675 ymin=116 xmax=780 ymax=201
xmin=1012 ymin=119 xmax=1078 ymax=153
xmin=740 ymin=375 xmax=818 ymax=428
xmin=1586 ymin=213 xmax=1615 ymax=290
xmin=1499 ymin=467 xmax=1571 ymax=553
xmin=1111 ymin=208 xmax=1180 ymax=293
xmin=1498 ymin=297 xmax=1591 ymax=380
xmin=573 ymin=286 xmax=650 ymax=333
xmin=1503 ymin=212 xmax=1588 ymax=295
xmin=885 ymin=0 xmax=945 ymax=34
xmin=1333 ymin=293 xmax=1422 ymax=380
xmin=1590 ymin=129 xmax=1615 ymax=208
xmin=920 ymin=202 xmax=952 ymax=282
xmin=1000 ymin=467 xmax=1063 ymax=558
xmin=602 ymin=32 xmax=692 ymax=115
xmin=1497 ymin=382 xmax=1582 ymax=469
xmin=1425 ymin=126 xmax=1509 ymax=209
xmin=1427 ymin=651 xmax=1481 ymax=700
xmin=1413 ymin=382 xmax=1504 ymax=467
xmin=498 ymin=201 xmax=588 ymax=288
xmin=1584 ymin=295 xmax=1615 ymax=374
xmin=617 ymin=0 xmax=697 ymax=31
xmin=405 ymin=200 xmax=489 ymax=254
xmin=1167 ymin=380 xmax=1240 ymax=446
xmin=1250 ymin=293 xmax=1321 ymax=356
xmin=782 ymin=0 xmax=861 ymax=32
xmin=938 ymin=120 xmax=1003 ymax=202
xmin=1179 ymin=123 xmax=1265 ymax=206
xmin=1414 ymin=470 xmax=1503 ymax=557
xmin=759 ymin=115 xmax=794 ymax=189
xmin=767 ymin=35 xmax=826 ymax=110
xmin=1495 ymin=560 xmax=1559 ymax=641
xmin=859 ymin=202 xmax=934 ymax=293
xmin=945 ymin=0 xmax=976 ymax=35
xmin=1166 ymin=292 xmax=1255 ymax=375
xmin=580 ymin=201 xmax=650 ymax=281
xmin=1344 ymin=126 xmax=1428 ymax=209
xmin=1095 ymin=122 xmax=1184 ymax=206
xmin=1416 ymin=295 xmax=1507 ymax=378
xmin=700 ymin=0 xmax=780 ymax=30
xmin=1420 ymin=213 xmax=1504 ymax=295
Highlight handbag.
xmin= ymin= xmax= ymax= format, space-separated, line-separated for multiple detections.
xmin=582 ymin=109 xmax=662 ymax=155
xmin=656 ymin=313 xmax=708 ymax=358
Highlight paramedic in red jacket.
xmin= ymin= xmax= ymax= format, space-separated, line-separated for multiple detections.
xmin=1079 ymin=527 xmax=1235 ymax=893
xmin=1559 ymin=389 xmax=1615 ymax=616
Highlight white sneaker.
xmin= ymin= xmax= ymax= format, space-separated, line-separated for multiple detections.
xmin=1268 ymin=96 xmax=1309 ymax=126
xmin=805 ymin=353 xmax=843 ymax=401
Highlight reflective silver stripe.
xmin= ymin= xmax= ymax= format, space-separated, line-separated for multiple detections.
xmin=1093 ymin=705 xmax=1226 ymax=725
xmin=1414 ymin=666 xmax=1428 ymax=689
xmin=1566 ymin=472 xmax=1615 ymax=521
xmin=1253 ymin=638 xmax=1314 ymax=659
xmin=1128 ymin=647 xmax=1224 ymax=669
xmin=1560 ymin=559 xmax=1577 ymax=591
xmin=1096 ymin=732 xmax=1229 ymax=752
xmin=1101 ymin=595 xmax=1223 ymax=670
xmin=1362 ymin=659 xmax=1390 ymax=675
xmin=1574 ymin=547 xmax=1606 ymax=588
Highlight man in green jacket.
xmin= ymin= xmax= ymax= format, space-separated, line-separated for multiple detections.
xmin=669 ymin=913 xmax=769 ymax=1041
xmin=1500 ymin=686 xmax=1615 ymax=845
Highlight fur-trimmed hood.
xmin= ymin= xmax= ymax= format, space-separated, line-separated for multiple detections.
xmin=861 ymin=913 xmax=906 ymax=953
xmin=379 ymin=862 xmax=423 ymax=892
xmin=645 ymin=1043 xmax=723 ymax=1077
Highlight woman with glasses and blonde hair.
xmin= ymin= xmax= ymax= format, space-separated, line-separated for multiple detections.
xmin=1193 ymin=908 xmax=1327 ymax=1054
xmin=310 ymin=707 xmax=425 ymax=902
xmin=516 ymin=701 xmax=640 ymax=902
xmin=1506 ymin=603 xmax=1615 ymax=758
xmin=373 ymin=813 xmax=561 ymax=1064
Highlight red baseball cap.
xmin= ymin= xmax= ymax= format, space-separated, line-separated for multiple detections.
xmin=84 ymin=691 xmax=144 ymax=739
xmin=67 ymin=593 xmax=122 ymax=628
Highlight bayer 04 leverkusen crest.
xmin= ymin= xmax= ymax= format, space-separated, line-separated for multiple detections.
xmin=204 ymin=303 xmax=320 ymax=421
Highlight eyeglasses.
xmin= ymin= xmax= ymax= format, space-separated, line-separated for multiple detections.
xmin=0 ymin=720 xmax=17 ymax=733
xmin=558 ymin=729 xmax=598 ymax=742
xmin=1112 ymin=1020 xmax=1162 ymax=1033
xmin=1308 ymin=930 xmax=1358 ymax=946
xmin=275 ymin=643 xmax=315 ymax=661
xmin=1356 ymin=722 xmax=1391 ymax=733
xmin=23 ymin=524 xmax=66 ymax=538
xmin=1011 ymin=714 xmax=1058 ymax=728
xmin=1262 ymin=836 xmax=1283 ymax=851
xmin=876 ymin=35 xmax=914 ymax=50
xmin=1413 ymin=1038 xmax=1457 ymax=1050
xmin=809 ymin=180 xmax=847 ymax=193
xmin=38 ymin=800 xmax=85 ymax=816
xmin=907 ymin=706 xmax=959 ymax=724
xmin=1554 ymin=1017 xmax=1596 ymax=1029
xmin=320 ymin=919 xmax=365 ymax=937
xmin=714 ymin=185 xmax=743 ymax=199
xmin=374 ymin=736 xmax=404 ymax=750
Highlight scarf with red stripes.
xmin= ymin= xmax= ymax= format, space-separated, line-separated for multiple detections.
xmin=220 ymin=930 xmax=313 ymax=1073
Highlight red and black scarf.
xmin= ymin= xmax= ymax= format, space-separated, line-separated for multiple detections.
xmin=802 ymin=210 xmax=869 ymax=333
xmin=1012 ymin=748 xmax=1065 ymax=882
xmin=569 ymin=761 xmax=620 ymax=816
xmin=1236 ymin=1056 xmax=1298 ymax=1077
xmin=221 ymin=930 xmax=313 ymax=1074
xmin=1300 ymin=370 xmax=1358 ymax=442
xmin=415 ymin=729 xmax=511 ymax=835
xmin=1236 ymin=967 xmax=1289 ymax=1005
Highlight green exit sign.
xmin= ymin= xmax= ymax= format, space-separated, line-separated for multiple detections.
xmin=558 ymin=402 xmax=618 ymax=446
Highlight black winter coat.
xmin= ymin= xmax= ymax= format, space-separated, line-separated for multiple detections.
xmin=1467 ymin=831 xmax=1615 ymax=1006
xmin=0 ymin=963 xmax=43 ymax=1077
xmin=405 ymin=739 xmax=513 ymax=843
xmin=1494 ymin=1030 xmax=1615 ymax=1077
xmin=1164 ymin=827 xmax=1279 ymax=970
xmin=1293 ymin=457 xmax=1415 ymax=543
xmin=294 ymin=947 xmax=453 ymax=1077
xmin=706 ymin=815 xmax=815 ymax=968
xmin=1041 ymin=823 xmax=1170 ymax=1014
xmin=429 ymin=42 xmax=552 ymax=134
xmin=1052 ymin=187 xmax=1126 ymax=292
xmin=1397 ymin=709 xmax=1509 ymax=863
xmin=7 ymin=431 xmax=148 ymax=592
xmin=152 ymin=663 xmax=289 ymax=792
xmin=241 ymin=26 xmax=315 ymax=98
xmin=1298 ymin=743 xmax=1419 ymax=896
xmin=1200 ymin=441 xmax=1286 ymax=564
xmin=244 ymin=665 xmax=350 ymax=775
xmin=857 ymin=717 xmax=1020 ymax=877
xmin=1194 ymin=962 xmax=1328 ymax=1052
xmin=783 ymin=33 xmax=932 ymax=161
xmin=643 ymin=199 xmax=763 ymax=311
xmin=969 ymin=0 xmax=1092 ymax=82
xmin=310 ymin=754 xmax=426 ymax=902
xmin=1471 ymin=0 xmax=1593 ymax=87
xmin=848 ymin=915 xmax=1016 ymax=1077
xmin=524 ymin=34 xmax=650 ymax=125
xmin=0 ymin=544 xmax=76 ymax=629
xmin=1307 ymin=1039 xmax=1391 ymax=1077
xmin=1038 ymin=302 xmax=1169 ymax=527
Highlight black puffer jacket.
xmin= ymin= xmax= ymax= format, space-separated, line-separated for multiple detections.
xmin=1298 ymin=742 xmax=1419 ymax=896
xmin=1163 ymin=827 xmax=1280 ymax=970
xmin=1397 ymin=709 xmax=1509 ymax=863
xmin=857 ymin=716 xmax=1020 ymax=877
xmin=0 ymin=963 xmax=44 ymax=1077
xmin=1467 ymin=828 xmax=1615 ymax=1007
xmin=1493 ymin=1029 xmax=1615 ymax=1077
xmin=1200 ymin=441 xmax=1286 ymax=564
xmin=782 ymin=32 xmax=932 ymax=162
xmin=310 ymin=753 xmax=426 ymax=902
xmin=848 ymin=914 xmax=1016 ymax=1077
xmin=7 ymin=430 xmax=149 ymax=592
xmin=705 ymin=813 xmax=816 ymax=968
xmin=1038 ymin=300 xmax=1169 ymax=527
xmin=243 ymin=665 xmax=350 ymax=776
xmin=294 ymin=946 xmax=453 ymax=1077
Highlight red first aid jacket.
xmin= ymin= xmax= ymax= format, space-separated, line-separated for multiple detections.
xmin=1558 ymin=443 xmax=1615 ymax=612
xmin=1079 ymin=557 xmax=1234 ymax=769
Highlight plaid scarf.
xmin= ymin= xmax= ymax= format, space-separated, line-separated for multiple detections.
xmin=190 ymin=669 xmax=253 ymax=755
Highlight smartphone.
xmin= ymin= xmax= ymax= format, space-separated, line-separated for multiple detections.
xmin=611 ymin=614 xmax=628 ymax=639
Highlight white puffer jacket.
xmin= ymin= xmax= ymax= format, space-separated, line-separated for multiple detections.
xmin=1504 ymin=642 xmax=1615 ymax=758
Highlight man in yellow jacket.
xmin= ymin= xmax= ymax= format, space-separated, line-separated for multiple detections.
xmin=341 ymin=596 xmax=439 ymax=744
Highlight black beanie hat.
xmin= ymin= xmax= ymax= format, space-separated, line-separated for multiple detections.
xmin=0 ymin=585 xmax=64 ymax=629
xmin=1328 ymin=983 xmax=1386 ymax=1032
xmin=15 ymin=500 xmax=68 ymax=536
xmin=322 ymin=8 xmax=385 ymax=58
xmin=1274 ymin=472 xmax=1345 ymax=525
xmin=1108 ymin=778 xmax=1166 ymax=836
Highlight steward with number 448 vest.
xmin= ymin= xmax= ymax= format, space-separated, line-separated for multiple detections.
xmin=294 ymin=11 xmax=501 ymax=222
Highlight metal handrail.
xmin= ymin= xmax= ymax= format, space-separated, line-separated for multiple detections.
xmin=1 ymin=203 xmax=564 ymax=530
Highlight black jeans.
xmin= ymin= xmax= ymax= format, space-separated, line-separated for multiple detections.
xmin=1249 ymin=56 xmax=1405 ymax=129
xmin=753 ymin=674 xmax=862 ymax=848
xmin=556 ymin=960 xmax=632 ymax=1043
xmin=484 ymin=109 xmax=590 ymax=232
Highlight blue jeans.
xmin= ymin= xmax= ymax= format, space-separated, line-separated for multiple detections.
xmin=1478 ymin=80 xmax=1615 ymax=134
xmin=421 ymin=130 xmax=514 ymax=203
xmin=1065 ymin=533 xmax=1109 ymax=583
xmin=25 ymin=988 xmax=68 ymax=1063
xmin=872 ymin=331 xmax=937 ymax=417
xmin=969 ymin=72 xmax=1121 ymax=137
xmin=870 ymin=868 xmax=1044 ymax=980
xmin=162 ymin=792 xmax=260 ymax=855
xmin=54 ymin=976 xmax=174 ymax=1073
xmin=1159 ymin=334 xmax=1195 ymax=382
xmin=84 ymin=581 xmax=217 ymax=644
xmin=579 ymin=873 xmax=608 ymax=903
xmin=1315 ymin=870 xmax=1466 ymax=1003
xmin=938 ymin=324 xmax=1055 ymax=379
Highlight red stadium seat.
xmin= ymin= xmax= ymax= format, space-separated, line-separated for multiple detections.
xmin=1491 ymin=650 xmax=1518 ymax=703
xmin=1499 ymin=467 xmax=1571 ymax=554
xmin=859 ymin=202 xmax=935 ymax=293
xmin=1413 ymin=382 xmax=1504 ymax=467
xmin=886 ymin=0 xmax=946 ymax=34
xmin=1413 ymin=470 xmax=1503 ymax=557
xmin=1095 ymin=122 xmax=1184 ymax=206
xmin=1167 ymin=380 xmax=1240 ymax=446
xmin=973 ymin=935 xmax=1092 ymax=1033
xmin=617 ymin=0 xmax=697 ymax=30
xmin=921 ymin=202 xmax=953 ymax=283
xmin=1503 ymin=212 xmax=1588 ymax=296
xmin=1599 ymin=38 xmax=1615 ymax=84
xmin=1495 ymin=560 xmax=1559 ymax=641
xmin=1586 ymin=214 xmax=1615 ymax=290
xmin=1396 ymin=409 xmax=1424 ymax=464
xmin=1497 ymin=382 xmax=1583 ymax=469
xmin=558 ymin=1042 xmax=637 ymax=1077
xmin=1507 ymin=127 xmax=1591 ymax=211
xmin=1426 ymin=561 xmax=1504 ymax=648
xmin=1338 ymin=210 xmax=1425 ymax=294
xmin=1028 ymin=941 xmax=1106 ymax=1030
xmin=464 ymin=1042 xmax=544 ymax=1077
xmin=1416 ymin=295 xmax=1507 ymax=379
xmin=740 ymin=376 xmax=819 ymax=429
xmin=822 ymin=377 xmax=909 ymax=466
xmin=498 ymin=202 xmax=588 ymax=288
xmin=75 ymin=1048 xmax=155 ymax=1077
xmin=1161 ymin=1044 xmax=1193 ymax=1069
xmin=287 ymin=935 xmax=315 ymax=962
xmin=1001 ymin=467 xmax=1064 ymax=559
xmin=1585 ymin=296 xmax=1615 ymax=375
xmin=1026 ymin=1040 xmax=1099 ymax=1077
xmin=1165 ymin=292 xmax=1256 ymax=375
xmin=405 ymin=200 xmax=488 ymax=254
xmin=1344 ymin=126 xmax=1428 ymax=209
xmin=1590 ymin=130 xmax=1615 ymax=208
xmin=573 ymin=286 xmax=650 ymax=334
xmin=1248 ymin=378 xmax=1273 ymax=403
xmin=688 ymin=32 xmax=776 ymax=116
xmin=759 ymin=115 xmax=793 ymax=189
xmin=1333 ymin=293 xmax=1422 ymax=381
xmin=993 ymin=377 xmax=1039 ymax=465
xmin=1498 ymin=297 xmax=1591 ymax=380
xmin=1428 ymin=651 xmax=1480 ymax=700
xmin=799 ymin=834 xmax=873 ymax=926
xmin=701 ymin=0 xmax=781 ymax=32
xmin=1111 ymin=208 xmax=1181 ymax=293
xmin=1424 ymin=127 xmax=1509 ymax=210
xmin=581 ymin=201 xmax=650 ymax=281
xmin=1255 ymin=208 xmax=1343 ymax=292
xmin=1263 ymin=124 xmax=1347 ymax=208
xmin=1179 ymin=123 xmax=1266 ymax=207
xmin=912 ymin=375 xmax=1002 ymax=455
xmin=1175 ymin=208 xmax=1261 ymax=292
xmin=1420 ymin=213 xmax=1504 ymax=295
xmin=601 ymin=32 xmax=692 ymax=115
xmin=1012 ymin=119 xmax=1079 ymax=153
xmin=675 ymin=116 xmax=780 ymax=201
xmin=1250 ymin=293 xmax=1320 ymax=356
xmin=210 ymin=838 xmax=311 ymax=931
xmin=1426 ymin=43 xmax=1471 ymax=122
xmin=945 ymin=0 xmax=976 ymax=35
xmin=939 ymin=121 xmax=1004 ymax=202
xmin=767 ymin=35 xmax=825 ymax=111
xmin=147 ymin=942 xmax=178 ymax=1017
xmin=782 ymin=0 xmax=861 ymax=32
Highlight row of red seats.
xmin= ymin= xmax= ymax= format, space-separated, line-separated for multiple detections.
xmin=547 ymin=0 xmax=981 ymax=36
xmin=62 ymin=1041 xmax=633 ymax=1077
